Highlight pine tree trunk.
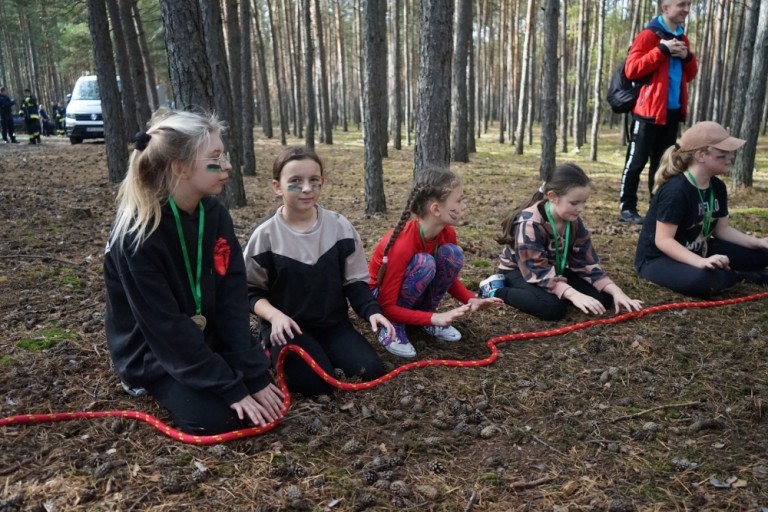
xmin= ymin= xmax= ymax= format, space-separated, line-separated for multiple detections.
xmin=253 ymin=0 xmax=274 ymax=138
xmin=314 ymin=0 xmax=333 ymax=144
xmin=119 ymin=0 xmax=152 ymax=129
xmin=589 ymin=0 xmax=605 ymax=161
xmin=388 ymin=0 xmax=402 ymax=150
xmin=334 ymin=0 xmax=349 ymax=132
xmin=158 ymin=0 xmax=214 ymax=112
xmin=266 ymin=0 xmax=287 ymax=144
xmin=732 ymin=0 xmax=768 ymax=188
xmin=414 ymin=0 xmax=454 ymax=175
xmin=514 ymin=0 xmax=534 ymax=155
xmin=132 ymin=2 xmax=160 ymax=110
xmin=201 ymin=0 xmax=244 ymax=207
xmin=540 ymin=0 xmax=559 ymax=178
xmin=728 ymin=0 xmax=759 ymax=139
xmin=86 ymin=0 xmax=128 ymax=184
xmin=467 ymin=3 xmax=476 ymax=154
xmin=559 ymin=0 xmax=568 ymax=153
xmin=240 ymin=0 xmax=257 ymax=176
xmin=362 ymin=0 xmax=387 ymax=214
xmin=105 ymin=0 xmax=139 ymax=138
xmin=451 ymin=0 xmax=471 ymax=163
xmin=303 ymin=0 xmax=316 ymax=150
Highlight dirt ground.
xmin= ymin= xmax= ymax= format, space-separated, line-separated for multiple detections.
xmin=1 ymin=130 xmax=768 ymax=512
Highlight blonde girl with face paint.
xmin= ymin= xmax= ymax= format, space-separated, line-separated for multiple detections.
xmin=244 ymin=146 xmax=393 ymax=396
xmin=104 ymin=109 xmax=285 ymax=435
xmin=635 ymin=121 xmax=768 ymax=297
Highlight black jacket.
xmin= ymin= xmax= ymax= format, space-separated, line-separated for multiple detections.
xmin=104 ymin=197 xmax=272 ymax=406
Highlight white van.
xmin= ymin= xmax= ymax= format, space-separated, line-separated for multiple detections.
xmin=65 ymin=75 xmax=104 ymax=144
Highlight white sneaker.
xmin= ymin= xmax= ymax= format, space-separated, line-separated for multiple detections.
xmin=479 ymin=273 xmax=505 ymax=298
xmin=423 ymin=325 xmax=462 ymax=342
xmin=378 ymin=324 xmax=417 ymax=358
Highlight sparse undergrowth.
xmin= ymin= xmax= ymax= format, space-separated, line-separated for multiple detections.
xmin=1 ymin=130 xmax=767 ymax=511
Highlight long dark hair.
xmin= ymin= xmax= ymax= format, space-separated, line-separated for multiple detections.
xmin=498 ymin=163 xmax=591 ymax=247
xmin=376 ymin=166 xmax=461 ymax=284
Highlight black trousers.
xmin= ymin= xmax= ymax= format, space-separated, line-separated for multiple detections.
xmin=494 ymin=268 xmax=613 ymax=321
xmin=0 ymin=116 xmax=14 ymax=141
xmin=267 ymin=320 xmax=385 ymax=397
xmin=144 ymin=374 xmax=251 ymax=435
xmin=619 ymin=110 xmax=681 ymax=213
xmin=25 ymin=116 xmax=40 ymax=142
xmin=637 ymin=239 xmax=768 ymax=298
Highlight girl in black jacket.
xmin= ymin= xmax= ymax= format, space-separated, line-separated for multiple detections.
xmin=104 ymin=109 xmax=285 ymax=435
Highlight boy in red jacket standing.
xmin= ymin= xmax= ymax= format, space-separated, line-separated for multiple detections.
xmin=618 ymin=0 xmax=697 ymax=225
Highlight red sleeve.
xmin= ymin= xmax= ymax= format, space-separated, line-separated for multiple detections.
xmin=624 ymin=30 xmax=666 ymax=80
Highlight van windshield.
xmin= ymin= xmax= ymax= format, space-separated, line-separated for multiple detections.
xmin=73 ymin=80 xmax=100 ymax=101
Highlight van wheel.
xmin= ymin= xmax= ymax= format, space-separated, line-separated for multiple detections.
xmin=70 ymin=137 xmax=83 ymax=145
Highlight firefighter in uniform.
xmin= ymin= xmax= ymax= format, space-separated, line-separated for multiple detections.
xmin=19 ymin=88 xmax=41 ymax=144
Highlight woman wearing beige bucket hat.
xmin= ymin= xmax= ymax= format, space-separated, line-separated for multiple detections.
xmin=634 ymin=121 xmax=768 ymax=298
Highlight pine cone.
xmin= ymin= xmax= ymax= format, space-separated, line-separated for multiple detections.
xmin=415 ymin=484 xmax=440 ymax=500
xmin=342 ymin=440 xmax=364 ymax=455
xmin=362 ymin=471 xmax=377 ymax=485
xmin=373 ymin=479 xmax=391 ymax=490
xmin=429 ymin=460 xmax=447 ymax=474
xmin=389 ymin=480 xmax=410 ymax=496
xmin=284 ymin=485 xmax=302 ymax=500
xmin=353 ymin=492 xmax=376 ymax=511
xmin=268 ymin=464 xmax=290 ymax=478
xmin=431 ymin=418 xmax=450 ymax=430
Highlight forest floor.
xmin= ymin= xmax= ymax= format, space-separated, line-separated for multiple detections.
xmin=1 ymin=128 xmax=768 ymax=512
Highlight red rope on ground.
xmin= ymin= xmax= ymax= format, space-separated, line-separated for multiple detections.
xmin=2 ymin=291 xmax=767 ymax=445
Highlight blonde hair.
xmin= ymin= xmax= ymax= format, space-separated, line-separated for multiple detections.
xmin=376 ymin=166 xmax=461 ymax=284
xmin=109 ymin=108 xmax=225 ymax=251
xmin=653 ymin=145 xmax=700 ymax=194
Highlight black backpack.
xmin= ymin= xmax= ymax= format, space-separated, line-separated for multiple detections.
xmin=607 ymin=59 xmax=650 ymax=114
xmin=606 ymin=29 xmax=661 ymax=114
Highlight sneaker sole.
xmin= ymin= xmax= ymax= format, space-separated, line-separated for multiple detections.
xmin=385 ymin=344 xmax=417 ymax=358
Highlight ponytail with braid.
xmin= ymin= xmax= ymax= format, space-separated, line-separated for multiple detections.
xmin=376 ymin=167 xmax=461 ymax=285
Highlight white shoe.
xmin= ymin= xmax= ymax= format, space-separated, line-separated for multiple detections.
xmin=423 ymin=325 xmax=462 ymax=342
xmin=378 ymin=324 xmax=417 ymax=358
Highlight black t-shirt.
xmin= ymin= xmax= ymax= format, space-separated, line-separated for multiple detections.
xmin=635 ymin=174 xmax=728 ymax=269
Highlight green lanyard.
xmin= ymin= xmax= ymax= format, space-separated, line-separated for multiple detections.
xmin=686 ymin=171 xmax=714 ymax=240
xmin=418 ymin=223 xmax=439 ymax=259
xmin=545 ymin=201 xmax=570 ymax=276
xmin=168 ymin=196 xmax=204 ymax=316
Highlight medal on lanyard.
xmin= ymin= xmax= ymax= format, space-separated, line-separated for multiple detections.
xmin=686 ymin=171 xmax=714 ymax=241
xmin=545 ymin=201 xmax=570 ymax=276
xmin=168 ymin=196 xmax=206 ymax=330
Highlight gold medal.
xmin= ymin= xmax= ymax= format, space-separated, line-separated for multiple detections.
xmin=191 ymin=314 xmax=207 ymax=330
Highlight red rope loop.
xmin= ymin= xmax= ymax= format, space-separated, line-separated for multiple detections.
xmin=2 ymin=291 xmax=767 ymax=445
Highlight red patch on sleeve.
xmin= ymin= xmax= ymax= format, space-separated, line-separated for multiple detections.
xmin=213 ymin=237 xmax=231 ymax=276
